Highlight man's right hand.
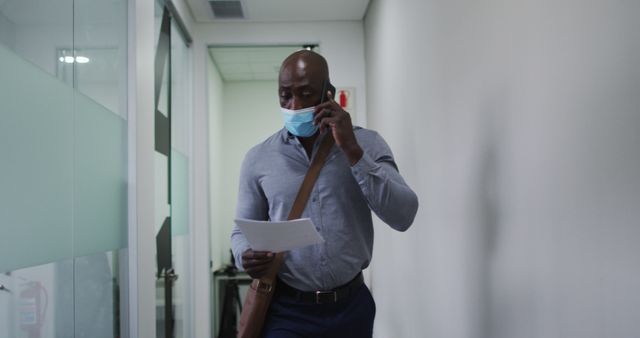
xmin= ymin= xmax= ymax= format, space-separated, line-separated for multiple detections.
xmin=242 ymin=249 xmax=276 ymax=279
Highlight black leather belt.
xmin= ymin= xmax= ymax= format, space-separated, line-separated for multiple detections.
xmin=277 ymin=273 xmax=364 ymax=304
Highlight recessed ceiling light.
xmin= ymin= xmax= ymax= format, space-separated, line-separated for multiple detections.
xmin=58 ymin=55 xmax=91 ymax=64
xmin=75 ymin=56 xmax=90 ymax=64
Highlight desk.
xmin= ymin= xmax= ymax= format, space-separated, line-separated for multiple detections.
xmin=212 ymin=270 xmax=252 ymax=338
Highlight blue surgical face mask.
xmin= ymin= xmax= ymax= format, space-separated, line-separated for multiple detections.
xmin=281 ymin=106 xmax=318 ymax=137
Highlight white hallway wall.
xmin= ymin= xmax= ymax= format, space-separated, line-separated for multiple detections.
xmin=364 ymin=1 xmax=640 ymax=338
xmin=207 ymin=55 xmax=226 ymax=270
xmin=211 ymin=79 xmax=282 ymax=269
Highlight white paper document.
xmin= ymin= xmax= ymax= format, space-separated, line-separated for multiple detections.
xmin=234 ymin=218 xmax=325 ymax=252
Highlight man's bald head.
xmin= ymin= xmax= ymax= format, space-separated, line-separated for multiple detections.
xmin=279 ymin=50 xmax=329 ymax=82
xmin=278 ymin=50 xmax=334 ymax=110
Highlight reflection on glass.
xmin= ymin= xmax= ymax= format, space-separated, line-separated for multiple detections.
xmin=0 ymin=260 xmax=74 ymax=338
xmin=74 ymin=0 xmax=128 ymax=118
xmin=74 ymin=251 xmax=121 ymax=338
xmin=0 ymin=251 xmax=124 ymax=338
xmin=0 ymin=0 xmax=73 ymax=76
xmin=56 ymin=47 xmax=125 ymax=117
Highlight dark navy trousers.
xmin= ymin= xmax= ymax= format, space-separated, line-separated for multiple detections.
xmin=261 ymin=284 xmax=376 ymax=338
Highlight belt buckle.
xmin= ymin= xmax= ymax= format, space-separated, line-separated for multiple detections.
xmin=315 ymin=290 xmax=338 ymax=304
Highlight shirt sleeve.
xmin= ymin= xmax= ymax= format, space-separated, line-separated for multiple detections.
xmin=350 ymin=132 xmax=419 ymax=231
xmin=230 ymin=148 xmax=269 ymax=270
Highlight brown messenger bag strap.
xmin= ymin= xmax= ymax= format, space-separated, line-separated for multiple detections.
xmin=288 ymin=132 xmax=336 ymax=220
xmin=261 ymin=132 xmax=336 ymax=282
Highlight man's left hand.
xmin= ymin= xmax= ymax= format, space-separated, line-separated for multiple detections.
xmin=313 ymin=91 xmax=363 ymax=166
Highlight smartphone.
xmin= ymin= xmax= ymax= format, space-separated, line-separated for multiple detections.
xmin=319 ymin=79 xmax=336 ymax=104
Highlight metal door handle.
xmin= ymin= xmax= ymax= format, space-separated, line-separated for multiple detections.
xmin=157 ymin=268 xmax=179 ymax=282
xmin=166 ymin=268 xmax=179 ymax=282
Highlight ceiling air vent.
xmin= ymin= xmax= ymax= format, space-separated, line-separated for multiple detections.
xmin=209 ymin=0 xmax=245 ymax=19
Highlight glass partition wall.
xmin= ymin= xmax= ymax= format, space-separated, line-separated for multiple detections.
xmin=154 ymin=1 xmax=193 ymax=338
xmin=0 ymin=0 xmax=128 ymax=337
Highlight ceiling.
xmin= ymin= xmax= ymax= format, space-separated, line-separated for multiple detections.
xmin=201 ymin=1 xmax=369 ymax=82
xmin=187 ymin=0 xmax=370 ymax=23
xmin=208 ymin=45 xmax=315 ymax=81
xmin=0 ymin=0 xmax=125 ymax=25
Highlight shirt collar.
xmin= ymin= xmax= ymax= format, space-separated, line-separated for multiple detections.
xmin=279 ymin=127 xmax=296 ymax=144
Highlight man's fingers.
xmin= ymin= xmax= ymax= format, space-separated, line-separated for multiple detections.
xmin=243 ymin=254 xmax=274 ymax=265
xmin=314 ymin=106 xmax=348 ymax=126
xmin=242 ymin=250 xmax=274 ymax=259
xmin=242 ymin=249 xmax=275 ymax=268
xmin=314 ymin=93 xmax=340 ymax=114
xmin=319 ymin=117 xmax=339 ymax=133
xmin=248 ymin=265 xmax=270 ymax=274
xmin=243 ymin=256 xmax=274 ymax=268
xmin=326 ymin=90 xmax=334 ymax=102
xmin=245 ymin=265 xmax=271 ymax=277
xmin=246 ymin=266 xmax=271 ymax=279
xmin=243 ymin=251 xmax=274 ymax=276
xmin=313 ymin=108 xmax=333 ymax=125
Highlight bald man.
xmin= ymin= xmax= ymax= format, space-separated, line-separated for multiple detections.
xmin=231 ymin=50 xmax=419 ymax=338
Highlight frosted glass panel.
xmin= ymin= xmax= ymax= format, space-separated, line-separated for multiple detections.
xmin=0 ymin=44 xmax=74 ymax=272
xmin=0 ymin=44 xmax=127 ymax=271
xmin=171 ymin=150 xmax=188 ymax=236
xmin=155 ymin=152 xmax=171 ymax=233
xmin=74 ymin=93 xmax=127 ymax=257
xmin=158 ymin=59 xmax=170 ymax=117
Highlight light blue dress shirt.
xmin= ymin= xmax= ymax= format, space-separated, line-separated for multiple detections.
xmin=231 ymin=127 xmax=418 ymax=291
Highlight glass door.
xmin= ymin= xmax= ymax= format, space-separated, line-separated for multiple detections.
xmin=154 ymin=1 xmax=193 ymax=337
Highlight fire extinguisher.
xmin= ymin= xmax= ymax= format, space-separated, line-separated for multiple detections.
xmin=19 ymin=281 xmax=47 ymax=338
xmin=338 ymin=90 xmax=349 ymax=109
